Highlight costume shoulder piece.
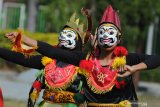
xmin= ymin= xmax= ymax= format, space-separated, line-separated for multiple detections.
xmin=41 ymin=56 xmax=78 ymax=91
xmin=80 ymin=58 xmax=117 ymax=94
xmin=79 ymin=46 xmax=128 ymax=94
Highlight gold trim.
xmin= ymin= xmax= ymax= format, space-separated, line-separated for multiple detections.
xmin=43 ymin=100 xmax=85 ymax=107
xmin=87 ymin=103 xmax=119 ymax=107
xmin=87 ymin=100 xmax=132 ymax=107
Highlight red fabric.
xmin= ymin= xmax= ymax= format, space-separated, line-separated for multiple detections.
xmin=80 ymin=58 xmax=117 ymax=92
xmin=0 ymin=88 xmax=4 ymax=107
xmin=79 ymin=60 xmax=94 ymax=72
xmin=89 ymin=59 xmax=117 ymax=86
xmin=100 ymin=5 xmax=121 ymax=30
xmin=12 ymin=32 xmax=36 ymax=54
xmin=15 ymin=33 xmax=22 ymax=47
xmin=114 ymin=11 xmax=121 ymax=30
xmin=115 ymin=80 xmax=126 ymax=89
xmin=114 ymin=46 xmax=128 ymax=57
xmin=33 ymin=81 xmax=42 ymax=92
xmin=45 ymin=60 xmax=77 ymax=88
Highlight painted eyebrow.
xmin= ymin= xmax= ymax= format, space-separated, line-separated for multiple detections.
xmin=100 ymin=27 xmax=115 ymax=31
xmin=65 ymin=30 xmax=76 ymax=34
xmin=99 ymin=27 xmax=105 ymax=31
xmin=109 ymin=26 xmax=117 ymax=30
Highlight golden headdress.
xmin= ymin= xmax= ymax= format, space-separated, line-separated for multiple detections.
xmin=65 ymin=13 xmax=86 ymax=44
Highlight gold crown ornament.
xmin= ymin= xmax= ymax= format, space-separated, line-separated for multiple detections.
xmin=65 ymin=13 xmax=86 ymax=44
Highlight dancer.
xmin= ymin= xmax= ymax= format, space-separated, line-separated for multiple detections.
xmin=1 ymin=13 xmax=86 ymax=107
xmin=79 ymin=5 xmax=160 ymax=107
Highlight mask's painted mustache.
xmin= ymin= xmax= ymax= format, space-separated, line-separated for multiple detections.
xmin=59 ymin=39 xmax=72 ymax=45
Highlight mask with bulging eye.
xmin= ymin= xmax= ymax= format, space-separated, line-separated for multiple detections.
xmin=97 ymin=24 xmax=119 ymax=48
xmin=58 ymin=28 xmax=77 ymax=49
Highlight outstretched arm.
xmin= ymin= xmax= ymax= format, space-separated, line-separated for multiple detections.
xmin=36 ymin=41 xmax=83 ymax=66
xmin=118 ymin=53 xmax=160 ymax=77
xmin=22 ymin=35 xmax=84 ymax=66
xmin=126 ymin=53 xmax=160 ymax=69
xmin=5 ymin=32 xmax=37 ymax=47
xmin=0 ymin=47 xmax=44 ymax=69
xmin=23 ymin=35 xmax=83 ymax=66
xmin=5 ymin=33 xmax=84 ymax=66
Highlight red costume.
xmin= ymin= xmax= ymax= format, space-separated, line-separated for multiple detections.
xmin=0 ymin=88 xmax=3 ymax=107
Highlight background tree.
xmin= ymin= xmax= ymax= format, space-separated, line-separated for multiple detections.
xmin=40 ymin=0 xmax=160 ymax=52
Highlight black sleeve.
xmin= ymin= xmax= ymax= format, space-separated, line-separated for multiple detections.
xmin=0 ymin=47 xmax=44 ymax=69
xmin=126 ymin=53 xmax=160 ymax=69
xmin=36 ymin=41 xmax=84 ymax=66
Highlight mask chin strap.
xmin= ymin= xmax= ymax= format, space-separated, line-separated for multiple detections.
xmin=117 ymin=33 xmax=121 ymax=45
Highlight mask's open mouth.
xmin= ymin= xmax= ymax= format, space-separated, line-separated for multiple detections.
xmin=100 ymin=38 xmax=114 ymax=43
xmin=59 ymin=39 xmax=68 ymax=44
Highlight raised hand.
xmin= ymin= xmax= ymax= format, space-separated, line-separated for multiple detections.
xmin=5 ymin=32 xmax=17 ymax=43
xmin=118 ymin=62 xmax=147 ymax=77
xmin=117 ymin=65 xmax=136 ymax=77
xmin=90 ymin=34 xmax=97 ymax=49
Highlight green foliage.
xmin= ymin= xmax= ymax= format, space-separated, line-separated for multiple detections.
xmin=41 ymin=0 xmax=87 ymax=32
xmin=0 ymin=30 xmax=58 ymax=72
xmin=141 ymin=67 xmax=160 ymax=82
xmin=40 ymin=0 xmax=160 ymax=52
xmin=6 ymin=7 xmax=20 ymax=29
xmin=91 ymin=0 xmax=160 ymax=52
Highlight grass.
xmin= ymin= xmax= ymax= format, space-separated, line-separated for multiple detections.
xmin=4 ymin=99 xmax=26 ymax=107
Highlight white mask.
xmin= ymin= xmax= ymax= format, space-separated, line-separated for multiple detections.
xmin=97 ymin=24 xmax=118 ymax=48
xmin=58 ymin=28 xmax=77 ymax=49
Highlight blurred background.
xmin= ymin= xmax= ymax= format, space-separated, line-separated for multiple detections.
xmin=0 ymin=0 xmax=160 ymax=107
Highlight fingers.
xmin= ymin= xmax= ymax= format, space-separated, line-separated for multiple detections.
xmin=90 ymin=34 xmax=93 ymax=42
xmin=4 ymin=32 xmax=17 ymax=43
xmin=91 ymin=35 xmax=97 ymax=47
xmin=93 ymin=34 xmax=97 ymax=40
xmin=118 ymin=71 xmax=132 ymax=77
xmin=118 ymin=66 xmax=127 ymax=73
xmin=117 ymin=65 xmax=133 ymax=77
xmin=5 ymin=32 xmax=17 ymax=38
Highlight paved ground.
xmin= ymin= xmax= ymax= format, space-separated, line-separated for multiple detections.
xmin=0 ymin=69 xmax=43 ymax=102
xmin=138 ymin=81 xmax=160 ymax=97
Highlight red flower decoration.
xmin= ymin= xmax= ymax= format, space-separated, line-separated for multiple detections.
xmin=79 ymin=60 xmax=94 ymax=72
xmin=115 ymin=80 xmax=126 ymax=89
xmin=33 ymin=80 xmax=42 ymax=92
xmin=119 ymin=80 xmax=126 ymax=88
xmin=115 ymin=81 xmax=121 ymax=89
xmin=81 ymin=90 xmax=84 ymax=95
xmin=114 ymin=46 xmax=128 ymax=57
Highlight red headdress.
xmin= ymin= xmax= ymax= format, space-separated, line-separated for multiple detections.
xmin=100 ymin=5 xmax=121 ymax=31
